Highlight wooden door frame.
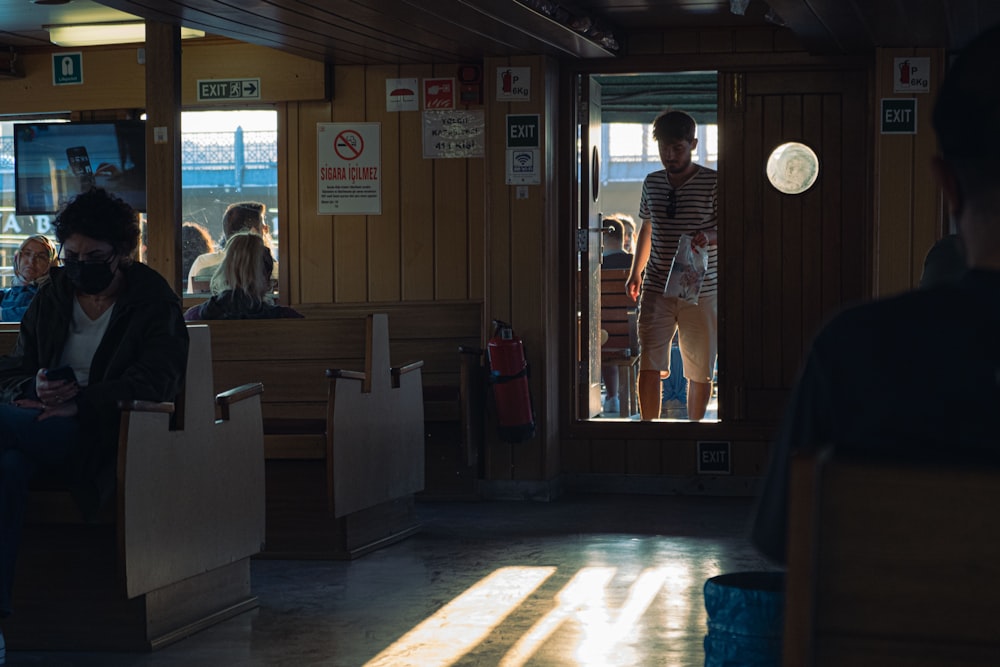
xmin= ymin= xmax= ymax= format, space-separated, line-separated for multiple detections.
xmin=558 ymin=53 xmax=872 ymax=444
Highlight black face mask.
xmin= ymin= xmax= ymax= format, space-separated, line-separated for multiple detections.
xmin=64 ymin=256 xmax=116 ymax=295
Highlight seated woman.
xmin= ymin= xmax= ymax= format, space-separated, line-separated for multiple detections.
xmin=0 ymin=235 xmax=56 ymax=322
xmin=0 ymin=188 xmax=189 ymax=646
xmin=184 ymin=232 xmax=303 ymax=320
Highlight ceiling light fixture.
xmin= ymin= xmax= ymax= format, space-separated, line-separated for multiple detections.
xmin=45 ymin=21 xmax=205 ymax=47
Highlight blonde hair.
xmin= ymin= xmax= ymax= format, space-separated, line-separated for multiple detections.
xmin=210 ymin=232 xmax=274 ymax=304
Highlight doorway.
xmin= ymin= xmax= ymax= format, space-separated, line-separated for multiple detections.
xmin=576 ymin=71 xmax=720 ymax=423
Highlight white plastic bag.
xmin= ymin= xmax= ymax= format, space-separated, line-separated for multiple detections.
xmin=663 ymin=233 xmax=708 ymax=304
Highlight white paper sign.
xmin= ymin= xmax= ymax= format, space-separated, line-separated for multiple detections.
xmin=422 ymin=110 xmax=485 ymax=159
xmin=506 ymin=149 xmax=540 ymax=185
xmin=893 ymin=57 xmax=930 ymax=93
xmin=496 ymin=66 xmax=530 ymax=101
xmin=317 ymin=122 xmax=382 ymax=215
xmin=386 ymin=78 xmax=418 ymax=112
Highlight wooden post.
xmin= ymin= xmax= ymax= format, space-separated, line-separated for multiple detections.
xmin=143 ymin=21 xmax=183 ymax=291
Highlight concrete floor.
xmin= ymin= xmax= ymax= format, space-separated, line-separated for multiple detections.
xmin=7 ymin=494 xmax=776 ymax=667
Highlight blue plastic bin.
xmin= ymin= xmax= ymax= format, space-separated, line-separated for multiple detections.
xmin=703 ymin=571 xmax=785 ymax=667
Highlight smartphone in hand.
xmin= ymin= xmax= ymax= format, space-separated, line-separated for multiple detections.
xmin=44 ymin=365 xmax=77 ymax=383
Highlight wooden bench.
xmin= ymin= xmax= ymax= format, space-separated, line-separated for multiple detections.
xmin=783 ymin=447 xmax=1000 ymax=666
xmin=5 ymin=324 xmax=266 ymax=651
xmin=197 ymin=301 xmax=482 ymax=460
xmin=600 ymin=267 xmax=639 ymax=416
xmin=191 ymin=305 xmax=482 ymax=557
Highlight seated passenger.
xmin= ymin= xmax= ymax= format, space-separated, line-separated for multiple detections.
xmin=184 ymin=232 xmax=303 ymax=320
xmin=0 ymin=235 xmax=56 ymax=322
xmin=181 ymin=221 xmax=215 ymax=286
xmin=0 ymin=188 xmax=189 ymax=643
xmin=602 ymin=215 xmax=634 ymax=269
xmin=186 ymin=201 xmax=276 ymax=293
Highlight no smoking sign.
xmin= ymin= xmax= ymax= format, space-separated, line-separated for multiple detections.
xmin=334 ymin=130 xmax=365 ymax=160
xmin=317 ymin=123 xmax=382 ymax=215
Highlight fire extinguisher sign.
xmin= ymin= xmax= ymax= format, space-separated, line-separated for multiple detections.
xmin=893 ymin=57 xmax=930 ymax=93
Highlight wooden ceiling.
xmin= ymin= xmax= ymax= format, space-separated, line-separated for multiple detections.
xmin=3 ymin=1 xmax=1000 ymax=64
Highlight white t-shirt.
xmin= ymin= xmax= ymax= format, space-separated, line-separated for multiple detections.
xmin=187 ymin=251 xmax=225 ymax=293
xmin=60 ymin=296 xmax=114 ymax=386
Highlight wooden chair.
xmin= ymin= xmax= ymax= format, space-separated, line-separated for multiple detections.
xmin=783 ymin=447 xmax=1000 ymax=667
xmin=600 ymin=267 xmax=639 ymax=416
xmin=8 ymin=324 xmax=265 ymax=651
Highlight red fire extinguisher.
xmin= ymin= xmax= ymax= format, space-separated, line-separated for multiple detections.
xmin=487 ymin=320 xmax=535 ymax=443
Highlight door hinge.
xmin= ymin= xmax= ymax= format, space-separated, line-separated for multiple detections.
xmin=576 ymin=228 xmax=589 ymax=252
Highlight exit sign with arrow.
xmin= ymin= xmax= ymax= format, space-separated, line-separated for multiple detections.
xmin=197 ymin=78 xmax=261 ymax=101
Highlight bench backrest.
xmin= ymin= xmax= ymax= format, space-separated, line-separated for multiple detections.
xmin=600 ymin=268 xmax=637 ymax=353
xmin=200 ymin=301 xmax=480 ymax=426
xmin=784 ymin=448 xmax=1000 ymax=666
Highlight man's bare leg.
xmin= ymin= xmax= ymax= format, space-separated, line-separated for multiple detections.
xmin=687 ymin=380 xmax=712 ymax=421
xmin=638 ymin=370 xmax=662 ymax=420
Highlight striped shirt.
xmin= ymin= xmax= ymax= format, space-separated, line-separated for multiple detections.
xmin=638 ymin=165 xmax=718 ymax=297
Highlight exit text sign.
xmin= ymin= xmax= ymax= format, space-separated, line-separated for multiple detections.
xmin=197 ymin=78 xmax=261 ymax=101
xmin=881 ymin=98 xmax=917 ymax=134
xmin=506 ymin=114 xmax=540 ymax=148
xmin=697 ymin=441 xmax=731 ymax=475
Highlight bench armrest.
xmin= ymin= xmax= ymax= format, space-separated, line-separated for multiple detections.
xmin=391 ymin=359 xmax=424 ymax=387
xmin=117 ymin=399 xmax=175 ymax=414
xmin=216 ymin=382 xmax=265 ymax=421
xmin=325 ymin=368 xmax=366 ymax=381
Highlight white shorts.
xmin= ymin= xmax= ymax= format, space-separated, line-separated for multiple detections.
xmin=637 ymin=291 xmax=717 ymax=383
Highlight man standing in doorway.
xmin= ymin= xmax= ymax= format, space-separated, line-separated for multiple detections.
xmin=627 ymin=110 xmax=718 ymax=420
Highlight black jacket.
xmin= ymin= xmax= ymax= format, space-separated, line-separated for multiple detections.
xmin=0 ymin=261 xmax=189 ymax=514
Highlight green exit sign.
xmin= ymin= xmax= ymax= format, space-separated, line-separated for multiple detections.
xmin=881 ymin=98 xmax=917 ymax=134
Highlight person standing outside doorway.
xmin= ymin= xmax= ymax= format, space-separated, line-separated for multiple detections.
xmin=627 ymin=110 xmax=718 ymax=420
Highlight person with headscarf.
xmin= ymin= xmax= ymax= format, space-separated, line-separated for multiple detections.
xmin=1 ymin=235 xmax=56 ymax=322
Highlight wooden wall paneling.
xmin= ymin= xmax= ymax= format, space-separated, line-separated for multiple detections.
xmin=483 ymin=56 xmax=515 ymax=480
xmin=780 ymin=95 xmax=805 ymax=387
xmin=332 ymin=66 xmax=369 ymax=302
xmin=295 ymin=100 xmax=335 ymax=303
xmin=591 ymin=440 xmax=626 ymax=474
xmin=910 ymin=48 xmax=946 ymax=285
xmin=431 ymin=65 xmax=472 ymax=301
xmin=661 ymin=29 xmax=700 ymax=54
xmin=719 ymin=72 xmax=746 ymax=421
xmin=467 ymin=147 xmax=486 ymax=301
xmin=760 ymin=94 xmax=784 ymax=390
xmin=399 ymin=64 xmax=436 ymax=301
xmin=799 ymin=95 xmax=825 ymax=356
xmin=507 ymin=55 xmax=548 ymax=481
xmin=698 ymin=29 xmax=735 ymax=54
xmin=874 ymin=48 xmax=916 ymax=298
xmin=181 ymin=40 xmax=328 ymax=105
xmin=431 ymin=156 xmax=469 ymax=300
xmin=0 ymin=48 xmax=145 ymax=114
xmin=841 ymin=71 xmax=870 ymax=302
xmin=626 ymin=440 xmax=662 ymax=475
xmin=820 ymin=94 xmax=845 ymax=319
xmin=560 ymin=436 xmax=591 ymax=474
xmin=661 ymin=440 xmax=697 ymax=475
xmin=366 ymin=65 xmax=402 ymax=302
xmin=741 ymin=93 xmax=765 ymax=414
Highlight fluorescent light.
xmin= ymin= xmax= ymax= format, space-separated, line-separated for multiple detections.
xmin=46 ymin=22 xmax=205 ymax=47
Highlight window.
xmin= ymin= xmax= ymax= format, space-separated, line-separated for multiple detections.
xmin=179 ymin=109 xmax=278 ymax=295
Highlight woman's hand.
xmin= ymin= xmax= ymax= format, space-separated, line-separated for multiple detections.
xmin=33 ymin=368 xmax=80 ymax=408
xmin=14 ymin=397 xmax=79 ymax=420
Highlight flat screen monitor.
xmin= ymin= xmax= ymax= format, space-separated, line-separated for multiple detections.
xmin=13 ymin=120 xmax=146 ymax=215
